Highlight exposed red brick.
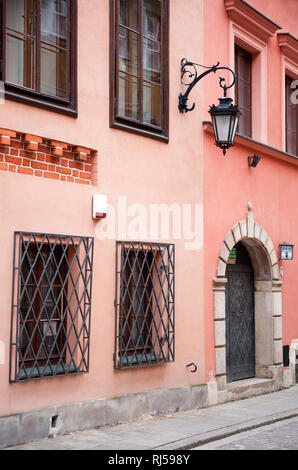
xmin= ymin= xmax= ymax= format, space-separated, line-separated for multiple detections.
xmin=56 ymin=166 xmax=71 ymax=175
xmin=62 ymin=150 xmax=73 ymax=159
xmin=10 ymin=140 xmax=23 ymax=149
xmin=73 ymin=145 xmax=91 ymax=154
xmin=0 ymin=136 xmax=11 ymax=146
xmin=20 ymin=150 xmax=36 ymax=160
xmin=23 ymin=159 xmax=31 ymax=167
xmin=38 ymin=144 xmax=48 ymax=153
xmin=80 ymin=171 xmax=92 ymax=180
xmin=0 ymin=128 xmax=95 ymax=185
xmin=74 ymin=152 xmax=88 ymax=162
xmin=0 ymin=128 xmax=17 ymax=138
xmin=46 ymin=155 xmax=60 ymax=165
xmin=23 ymin=133 xmax=43 ymax=144
xmin=18 ymin=167 xmax=34 ymax=175
xmin=49 ymin=140 xmax=68 ymax=149
xmin=25 ymin=142 xmax=39 ymax=151
xmin=44 ymin=171 xmax=60 ymax=180
xmin=75 ymin=178 xmax=89 ymax=185
xmin=51 ymin=147 xmax=63 ymax=157
xmin=32 ymin=161 xmax=48 ymax=170
xmin=60 ymin=159 xmax=69 ymax=167
xmin=69 ymin=160 xmax=84 ymax=170
xmin=6 ymin=155 xmax=22 ymax=165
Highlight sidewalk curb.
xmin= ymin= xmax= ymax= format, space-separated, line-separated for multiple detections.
xmin=153 ymin=409 xmax=298 ymax=450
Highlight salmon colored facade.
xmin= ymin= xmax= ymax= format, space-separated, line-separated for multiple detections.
xmin=0 ymin=0 xmax=297 ymax=447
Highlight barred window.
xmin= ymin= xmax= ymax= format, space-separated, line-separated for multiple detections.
xmin=114 ymin=241 xmax=175 ymax=369
xmin=9 ymin=232 xmax=94 ymax=382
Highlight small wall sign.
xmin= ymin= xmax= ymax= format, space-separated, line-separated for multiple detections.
xmin=227 ymin=248 xmax=236 ymax=264
xmin=279 ymin=242 xmax=294 ymax=260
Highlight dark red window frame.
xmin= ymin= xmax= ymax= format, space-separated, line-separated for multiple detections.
xmin=110 ymin=0 xmax=169 ymax=142
xmin=0 ymin=0 xmax=77 ymax=116
xmin=235 ymin=45 xmax=252 ymax=138
xmin=285 ymin=75 xmax=298 ymax=156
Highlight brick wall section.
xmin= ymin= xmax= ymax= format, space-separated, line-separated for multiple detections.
xmin=0 ymin=128 xmax=97 ymax=185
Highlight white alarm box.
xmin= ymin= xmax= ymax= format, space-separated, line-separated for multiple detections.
xmin=92 ymin=194 xmax=107 ymax=219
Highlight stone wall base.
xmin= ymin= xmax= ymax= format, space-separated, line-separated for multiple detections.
xmin=0 ymin=384 xmax=209 ymax=449
xmin=0 ymin=373 xmax=289 ymax=449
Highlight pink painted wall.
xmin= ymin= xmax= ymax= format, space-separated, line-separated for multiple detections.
xmin=203 ymin=0 xmax=298 ymax=378
xmin=0 ymin=0 xmax=207 ymax=417
xmin=1 ymin=0 xmax=297 ymax=419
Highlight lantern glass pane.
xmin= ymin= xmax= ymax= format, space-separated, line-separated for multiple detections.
xmin=231 ymin=115 xmax=238 ymax=142
xmin=213 ymin=114 xmax=231 ymax=143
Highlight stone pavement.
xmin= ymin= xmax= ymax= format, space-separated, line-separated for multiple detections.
xmin=4 ymin=385 xmax=298 ymax=450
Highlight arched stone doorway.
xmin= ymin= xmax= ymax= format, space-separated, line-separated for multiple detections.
xmin=213 ymin=212 xmax=283 ymax=392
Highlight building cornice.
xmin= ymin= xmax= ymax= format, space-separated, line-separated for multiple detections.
xmin=224 ymin=0 xmax=281 ymax=43
xmin=203 ymin=121 xmax=298 ymax=166
xmin=278 ymin=32 xmax=298 ymax=64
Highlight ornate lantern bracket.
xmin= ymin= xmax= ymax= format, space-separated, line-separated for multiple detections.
xmin=178 ymin=59 xmax=236 ymax=113
xmin=178 ymin=59 xmax=240 ymax=155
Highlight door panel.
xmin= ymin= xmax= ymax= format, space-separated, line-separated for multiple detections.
xmin=226 ymin=264 xmax=255 ymax=382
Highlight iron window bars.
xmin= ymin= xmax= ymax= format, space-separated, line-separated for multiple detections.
xmin=9 ymin=231 xmax=94 ymax=382
xmin=114 ymin=241 xmax=175 ymax=369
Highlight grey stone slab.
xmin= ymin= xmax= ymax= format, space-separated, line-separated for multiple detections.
xmin=148 ymin=387 xmax=191 ymax=415
xmin=21 ymin=408 xmax=52 ymax=442
xmin=105 ymin=393 xmax=148 ymax=427
xmin=57 ymin=400 xmax=105 ymax=434
xmin=0 ymin=415 xmax=20 ymax=449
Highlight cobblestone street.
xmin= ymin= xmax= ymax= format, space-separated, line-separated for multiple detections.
xmin=196 ymin=416 xmax=298 ymax=450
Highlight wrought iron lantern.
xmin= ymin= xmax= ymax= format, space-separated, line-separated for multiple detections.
xmin=279 ymin=242 xmax=294 ymax=260
xmin=179 ymin=59 xmax=240 ymax=155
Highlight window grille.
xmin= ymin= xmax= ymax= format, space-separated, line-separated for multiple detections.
xmin=114 ymin=241 xmax=175 ymax=369
xmin=9 ymin=231 xmax=94 ymax=382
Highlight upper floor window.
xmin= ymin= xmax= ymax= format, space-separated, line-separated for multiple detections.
xmin=110 ymin=0 xmax=169 ymax=142
xmin=285 ymin=75 xmax=298 ymax=156
xmin=235 ymin=45 xmax=252 ymax=138
xmin=0 ymin=0 xmax=77 ymax=116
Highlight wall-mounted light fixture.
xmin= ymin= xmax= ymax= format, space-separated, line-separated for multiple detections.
xmin=248 ymin=155 xmax=261 ymax=167
xmin=279 ymin=242 xmax=294 ymax=260
xmin=178 ymin=59 xmax=240 ymax=155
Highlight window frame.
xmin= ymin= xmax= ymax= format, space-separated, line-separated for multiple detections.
xmin=0 ymin=0 xmax=77 ymax=117
xmin=285 ymin=75 xmax=298 ymax=156
xmin=110 ymin=0 xmax=169 ymax=142
xmin=234 ymin=44 xmax=252 ymax=138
